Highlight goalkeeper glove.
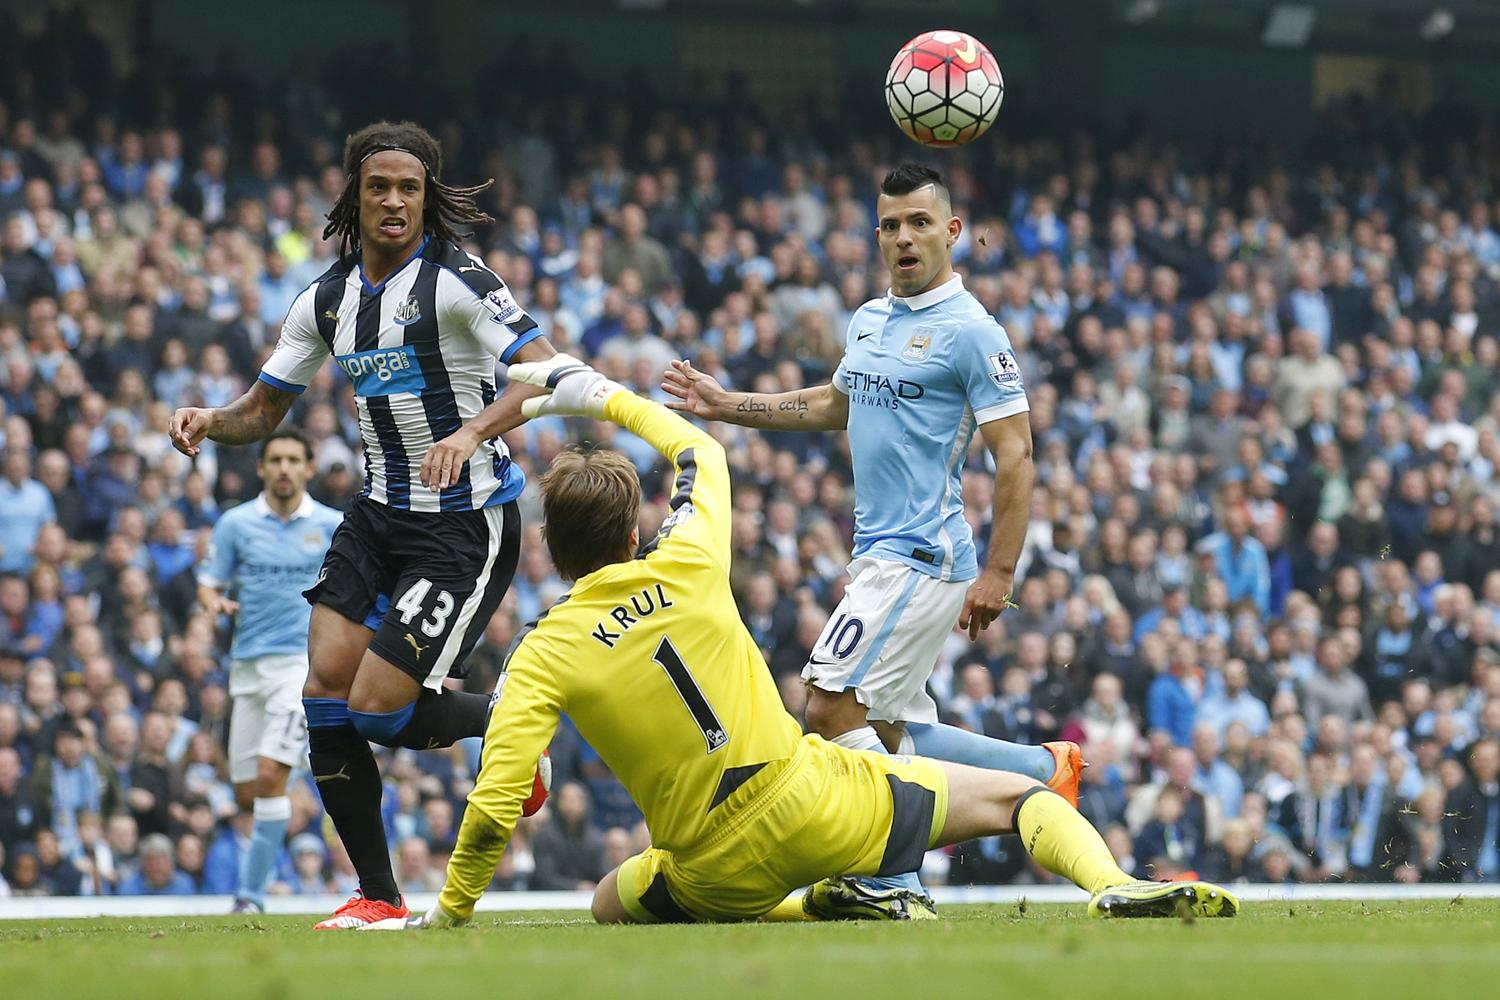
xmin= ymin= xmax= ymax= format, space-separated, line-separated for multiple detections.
xmin=509 ymin=353 xmax=625 ymax=420
xmin=361 ymin=902 xmax=469 ymax=931
xmin=408 ymin=902 xmax=468 ymax=929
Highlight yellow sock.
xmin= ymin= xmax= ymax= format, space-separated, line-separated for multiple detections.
xmin=760 ymin=891 xmax=818 ymax=922
xmin=1014 ymin=788 xmax=1130 ymax=895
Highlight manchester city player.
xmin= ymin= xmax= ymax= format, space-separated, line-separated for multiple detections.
xmin=662 ymin=164 xmax=1078 ymax=916
xmin=198 ymin=428 xmax=343 ymax=913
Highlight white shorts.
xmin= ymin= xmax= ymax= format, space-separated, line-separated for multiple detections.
xmin=228 ymin=653 xmax=309 ymax=784
xmin=801 ymin=556 xmax=968 ymax=725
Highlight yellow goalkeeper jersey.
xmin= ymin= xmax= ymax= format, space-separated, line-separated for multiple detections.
xmin=440 ymin=391 xmax=803 ymax=918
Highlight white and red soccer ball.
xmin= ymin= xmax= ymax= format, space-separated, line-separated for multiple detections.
xmin=885 ymin=30 xmax=1004 ymax=148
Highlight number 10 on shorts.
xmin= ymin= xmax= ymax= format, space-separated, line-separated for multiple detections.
xmin=818 ymin=614 xmax=865 ymax=660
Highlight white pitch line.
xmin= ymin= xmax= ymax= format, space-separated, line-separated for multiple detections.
xmin=3 ymin=883 xmax=1498 ymax=921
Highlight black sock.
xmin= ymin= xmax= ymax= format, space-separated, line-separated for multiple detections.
xmin=308 ymin=723 xmax=400 ymax=905
xmin=393 ymin=689 xmax=492 ymax=751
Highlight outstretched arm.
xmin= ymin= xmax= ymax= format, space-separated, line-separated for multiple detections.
xmin=512 ymin=355 xmax=732 ymax=565
xmin=168 ymin=380 xmax=298 ymax=456
xmin=438 ymin=649 xmax=562 ymax=922
xmin=661 ymin=360 xmax=848 ymax=431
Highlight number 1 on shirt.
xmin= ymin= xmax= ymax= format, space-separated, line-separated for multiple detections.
xmin=652 ymin=636 xmax=729 ymax=753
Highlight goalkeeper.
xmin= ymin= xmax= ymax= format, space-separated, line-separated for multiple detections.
xmin=379 ymin=356 xmax=1237 ymax=928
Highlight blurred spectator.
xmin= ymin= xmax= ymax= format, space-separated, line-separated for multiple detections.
xmin=530 ymin=782 xmax=605 ymax=891
xmin=0 ymin=449 xmax=56 ymax=574
xmin=1445 ymin=738 xmax=1500 ymax=883
xmin=116 ymin=833 xmax=194 ymax=895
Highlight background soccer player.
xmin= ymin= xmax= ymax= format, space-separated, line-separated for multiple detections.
xmin=663 ymin=164 xmax=1073 ymax=910
xmin=169 ymin=121 xmax=556 ymax=928
xmin=196 ymin=428 xmax=342 ymax=913
xmin=372 ymin=356 xmax=1236 ymax=929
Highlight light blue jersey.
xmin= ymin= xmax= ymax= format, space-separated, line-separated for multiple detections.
xmin=832 ymin=275 xmax=1029 ymax=582
xmin=197 ymin=494 xmax=344 ymax=661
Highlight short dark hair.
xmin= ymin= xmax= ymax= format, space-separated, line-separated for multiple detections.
xmin=880 ymin=163 xmax=947 ymax=200
xmin=538 ymin=447 xmax=641 ymax=580
xmin=260 ymin=428 xmax=314 ymax=463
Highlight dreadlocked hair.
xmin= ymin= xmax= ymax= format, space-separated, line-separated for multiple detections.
xmin=323 ymin=120 xmax=495 ymax=259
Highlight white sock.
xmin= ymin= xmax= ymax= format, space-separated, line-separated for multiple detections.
xmin=830 ymin=726 xmax=887 ymax=754
xmin=253 ymin=795 xmax=292 ymax=821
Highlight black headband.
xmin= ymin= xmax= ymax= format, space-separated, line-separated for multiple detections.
xmin=357 ymin=144 xmax=432 ymax=175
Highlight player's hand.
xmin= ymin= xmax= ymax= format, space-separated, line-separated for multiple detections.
xmin=660 ymin=360 xmax=727 ymax=419
xmin=509 ymin=353 xmax=624 ymax=420
xmin=169 ymin=406 xmax=216 ymax=457
xmin=421 ymin=426 xmax=481 ymax=491
xmin=200 ymin=593 xmax=240 ymax=617
xmin=958 ymin=567 xmax=1015 ymax=641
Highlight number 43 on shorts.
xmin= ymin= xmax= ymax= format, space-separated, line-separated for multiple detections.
xmin=395 ymin=578 xmax=456 ymax=638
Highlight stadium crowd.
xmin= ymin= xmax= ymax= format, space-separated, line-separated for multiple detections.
xmin=3 ymin=13 xmax=1500 ymax=898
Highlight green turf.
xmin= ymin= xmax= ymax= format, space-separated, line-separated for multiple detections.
xmin=4 ymin=900 xmax=1496 ymax=999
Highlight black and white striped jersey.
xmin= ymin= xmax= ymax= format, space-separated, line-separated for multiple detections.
xmin=258 ymin=237 xmax=541 ymax=512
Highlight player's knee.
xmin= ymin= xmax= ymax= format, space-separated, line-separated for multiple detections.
xmin=302 ymin=667 xmax=349 ymax=701
xmin=347 ymin=650 xmax=423 ymax=715
xmin=254 ymin=759 xmax=289 ymax=799
xmin=346 ymin=678 xmax=416 ymax=716
xmin=591 ymin=870 xmax=630 ymax=924
xmin=993 ymin=775 xmax=1045 ymax=829
xmin=234 ymin=783 xmax=255 ymax=813
xmin=803 ymin=688 xmax=864 ymax=739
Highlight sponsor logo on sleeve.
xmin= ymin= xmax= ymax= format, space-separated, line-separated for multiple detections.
xmin=484 ymin=285 xmax=524 ymax=325
xmin=987 ymin=349 xmax=1022 ymax=387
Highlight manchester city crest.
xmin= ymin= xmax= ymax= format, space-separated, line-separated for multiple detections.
xmin=902 ymin=328 xmax=935 ymax=362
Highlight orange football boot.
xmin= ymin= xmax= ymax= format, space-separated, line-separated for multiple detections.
xmin=1042 ymin=740 xmax=1085 ymax=808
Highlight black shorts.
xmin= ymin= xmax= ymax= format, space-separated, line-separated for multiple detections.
xmin=304 ymin=497 xmax=522 ymax=688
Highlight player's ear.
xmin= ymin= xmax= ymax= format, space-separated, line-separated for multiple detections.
xmin=948 ymin=215 xmax=962 ymax=248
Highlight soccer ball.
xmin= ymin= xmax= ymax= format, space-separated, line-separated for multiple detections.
xmin=885 ymin=30 xmax=1004 ymax=148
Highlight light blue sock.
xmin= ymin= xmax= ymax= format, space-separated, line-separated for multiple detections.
xmin=830 ymin=727 xmax=927 ymax=898
xmin=238 ymin=796 xmax=291 ymax=907
xmin=904 ymin=722 xmax=1057 ymax=782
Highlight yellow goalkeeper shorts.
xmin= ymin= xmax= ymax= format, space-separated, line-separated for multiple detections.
xmin=616 ymin=734 xmax=948 ymax=923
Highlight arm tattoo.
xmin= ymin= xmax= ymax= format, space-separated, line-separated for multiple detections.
xmin=734 ymin=392 xmax=811 ymax=425
xmin=734 ymin=396 xmax=773 ymax=420
xmin=209 ymin=383 xmax=296 ymax=445
xmin=777 ymin=393 xmax=810 ymax=417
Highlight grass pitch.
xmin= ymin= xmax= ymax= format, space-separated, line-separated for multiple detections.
xmin=4 ymin=900 xmax=1495 ymax=999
